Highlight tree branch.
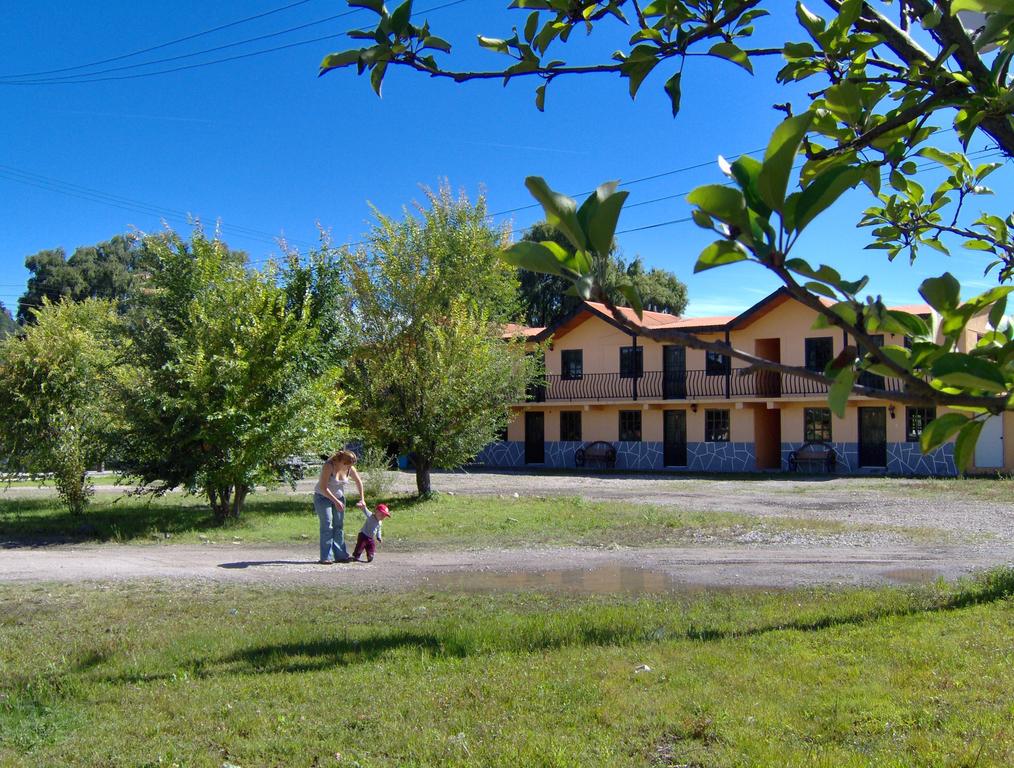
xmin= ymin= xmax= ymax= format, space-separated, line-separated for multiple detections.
xmin=591 ymin=298 xmax=1007 ymax=411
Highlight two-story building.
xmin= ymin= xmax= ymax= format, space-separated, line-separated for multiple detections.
xmin=479 ymin=288 xmax=1012 ymax=475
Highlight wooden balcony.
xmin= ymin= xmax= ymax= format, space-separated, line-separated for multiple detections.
xmin=525 ymin=369 xmax=903 ymax=403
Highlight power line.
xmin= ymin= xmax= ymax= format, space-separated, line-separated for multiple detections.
xmin=0 ymin=0 xmax=472 ymax=86
xmin=488 ymin=149 xmax=766 ymax=218
xmin=0 ymin=8 xmax=362 ymax=85
xmin=0 ymin=164 xmax=314 ymax=249
xmin=0 ymin=0 xmax=317 ymax=79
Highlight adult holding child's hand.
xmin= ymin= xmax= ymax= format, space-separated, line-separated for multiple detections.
xmin=314 ymin=450 xmax=367 ymax=564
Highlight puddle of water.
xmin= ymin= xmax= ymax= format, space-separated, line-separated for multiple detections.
xmin=881 ymin=567 xmax=943 ymax=585
xmin=430 ymin=564 xmax=759 ymax=596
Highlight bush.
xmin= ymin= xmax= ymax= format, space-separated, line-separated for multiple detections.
xmin=357 ymin=445 xmax=395 ymax=503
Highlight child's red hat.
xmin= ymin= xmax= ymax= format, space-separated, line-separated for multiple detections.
xmin=376 ymin=503 xmax=391 ymax=518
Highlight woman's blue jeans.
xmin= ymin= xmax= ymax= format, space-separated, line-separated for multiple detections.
xmin=314 ymin=492 xmax=348 ymax=562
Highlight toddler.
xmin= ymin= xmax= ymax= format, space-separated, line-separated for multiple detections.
xmin=352 ymin=503 xmax=390 ymax=562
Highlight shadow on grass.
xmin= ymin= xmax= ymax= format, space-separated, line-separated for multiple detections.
xmin=0 ymin=495 xmax=309 ymax=545
xmin=210 ymin=568 xmax=1014 ymax=676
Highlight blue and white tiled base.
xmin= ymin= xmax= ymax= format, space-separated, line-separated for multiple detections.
xmin=686 ymin=442 xmax=756 ymax=472
xmin=477 ymin=441 xmax=756 ymax=472
xmin=780 ymin=441 xmax=956 ymax=476
xmin=475 ymin=441 xmax=525 ymax=468
xmin=888 ymin=442 xmax=956 ymax=475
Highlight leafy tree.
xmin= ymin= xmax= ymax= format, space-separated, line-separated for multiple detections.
xmin=340 ymin=186 xmax=536 ymax=496
xmin=322 ymin=0 xmax=1014 ymax=470
xmin=18 ymin=234 xmax=141 ymax=323
xmin=0 ymin=303 xmax=17 ymax=337
xmin=0 ymin=299 xmax=122 ymax=514
xmin=281 ymin=236 xmax=354 ymax=375
xmin=117 ymin=228 xmax=347 ymax=521
xmin=518 ymin=223 xmax=688 ymax=325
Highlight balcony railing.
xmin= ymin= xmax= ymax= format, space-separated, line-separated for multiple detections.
xmin=526 ymin=369 xmax=903 ymax=402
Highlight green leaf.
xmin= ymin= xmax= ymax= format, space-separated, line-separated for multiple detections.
xmin=792 ymin=165 xmax=863 ymax=232
xmin=988 ymin=296 xmax=1008 ymax=329
xmin=501 ymin=241 xmax=577 ymax=279
xmin=421 ymin=35 xmax=451 ymax=53
xmin=953 ymin=418 xmax=986 ymax=472
xmin=535 ymin=84 xmax=546 ymax=112
xmin=823 ymin=80 xmax=862 ymax=124
xmin=576 ymin=182 xmax=629 ymax=258
xmin=757 ymin=112 xmax=814 ymax=212
xmin=663 ymin=72 xmax=682 ymax=117
xmin=687 ymin=185 xmax=749 ymax=233
xmin=318 ymin=49 xmax=362 ymax=76
xmin=918 ymin=273 xmax=961 ymax=312
xmin=920 ymin=413 xmax=967 ymax=453
xmin=708 ymin=42 xmax=753 ymax=73
xmin=693 ymin=241 xmax=749 ymax=273
xmin=932 ymin=354 xmax=1008 ymax=392
xmin=828 ymin=367 xmax=855 ymax=417
xmin=616 ymin=282 xmax=644 ymax=319
xmin=389 ymin=0 xmax=413 ymax=36
xmin=622 ymin=58 xmax=658 ymax=99
xmin=369 ymin=60 xmax=387 ymax=96
xmin=348 ymin=0 xmax=386 ymax=13
xmin=524 ymin=177 xmax=587 ymax=251
xmin=796 ymin=3 xmax=827 ymax=44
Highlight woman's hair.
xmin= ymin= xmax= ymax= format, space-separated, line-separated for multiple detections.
xmin=328 ymin=449 xmax=357 ymax=466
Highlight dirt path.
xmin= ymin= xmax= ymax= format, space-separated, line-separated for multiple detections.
xmin=1 ymin=541 xmax=1008 ymax=590
xmin=3 ymin=471 xmax=1010 ymax=591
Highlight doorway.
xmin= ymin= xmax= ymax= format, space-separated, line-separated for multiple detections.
xmin=754 ymin=338 xmax=781 ymax=397
xmin=754 ymin=406 xmax=781 ymax=470
xmin=524 ymin=411 xmax=545 ymax=464
xmin=663 ymin=345 xmax=686 ymax=399
xmin=858 ymin=407 xmax=887 ymax=467
xmin=663 ymin=410 xmax=687 ymax=466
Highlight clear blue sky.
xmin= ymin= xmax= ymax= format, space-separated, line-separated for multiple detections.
xmin=2 ymin=1 xmax=1010 ymax=318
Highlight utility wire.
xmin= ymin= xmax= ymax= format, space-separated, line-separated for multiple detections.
xmin=0 ymin=0 xmax=471 ymax=85
xmin=0 ymin=7 xmax=362 ymax=84
xmin=0 ymin=0 xmax=317 ymax=79
xmin=0 ymin=164 xmax=315 ymax=249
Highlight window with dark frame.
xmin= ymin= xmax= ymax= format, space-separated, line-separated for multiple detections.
xmin=705 ymin=350 xmax=730 ymax=376
xmin=560 ymin=411 xmax=582 ymax=442
xmin=804 ymin=337 xmax=833 ymax=373
xmin=619 ymin=410 xmax=642 ymax=441
xmin=804 ymin=407 xmax=833 ymax=442
xmin=704 ymin=409 xmax=730 ymax=442
xmin=561 ymin=349 xmax=583 ymax=380
xmin=906 ymin=407 xmax=936 ymax=442
xmin=619 ymin=346 xmax=643 ymax=379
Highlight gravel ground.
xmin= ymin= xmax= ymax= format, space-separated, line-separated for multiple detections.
xmin=373 ymin=470 xmax=1014 ymax=544
xmin=2 ymin=471 xmax=1011 ymax=591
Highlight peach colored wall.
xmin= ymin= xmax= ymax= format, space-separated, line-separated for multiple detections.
xmin=546 ymin=317 xmax=637 ymax=375
xmin=546 ymin=314 xmax=724 ymax=375
xmin=1006 ymin=411 xmax=1013 ymax=469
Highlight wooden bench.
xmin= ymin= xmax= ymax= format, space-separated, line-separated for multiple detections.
xmin=575 ymin=441 xmax=617 ymax=469
xmin=787 ymin=440 xmax=837 ymax=473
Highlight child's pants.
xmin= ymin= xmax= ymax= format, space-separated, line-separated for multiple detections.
xmin=353 ymin=532 xmax=376 ymax=561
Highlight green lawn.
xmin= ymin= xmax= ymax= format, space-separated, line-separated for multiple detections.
xmin=2 ymin=571 xmax=1013 ymax=767
xmin=0 ymin=491 xmax=940 ymax=548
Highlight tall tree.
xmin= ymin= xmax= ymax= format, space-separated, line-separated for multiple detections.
xmin=323 ymin=1 xmax=1014 ymax=468
xmin=18 ymin=234 xmax=140 ymax=323
xmin=517 ymin=222 xmax=688 ymax=325
xmin=0 ymin=303 xmax=17 ymax=337
xmin=341 ymin=186 xmax=536 ymax=496
xmin=0 ymin=299 xmax=122 ymax=514
xmin=117 ymin=228 xmax=347 ymax=521
xmin=621 ymin=257 xmax=689 ymax=315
